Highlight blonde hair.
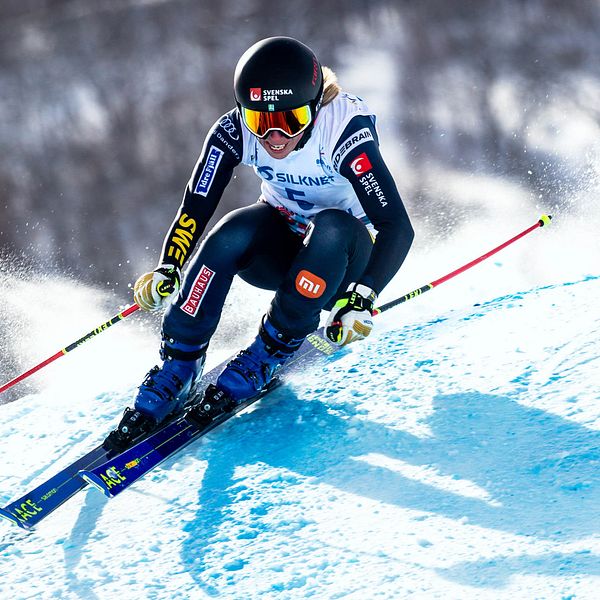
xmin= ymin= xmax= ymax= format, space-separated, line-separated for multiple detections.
xmin=321 ymin=66 xmax=341 ymax=106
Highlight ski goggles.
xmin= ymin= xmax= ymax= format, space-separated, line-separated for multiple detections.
xmin=240 ymin=104 xmax=313 ymax=138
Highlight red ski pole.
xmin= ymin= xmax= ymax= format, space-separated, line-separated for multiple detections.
xmin=0 ymin=215 xmax=551 ymax=396
xmin=0 ymin=304 xmax=140 ymax=395
xmin=373 ymin=214 xmax=552 ymax=315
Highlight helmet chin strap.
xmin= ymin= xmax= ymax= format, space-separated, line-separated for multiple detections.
xmin=292 ymin=123 xmax=314 ymax=151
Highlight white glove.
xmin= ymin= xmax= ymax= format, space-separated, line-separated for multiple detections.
xmin=133 ymin=265 xmax=181 ymax=312
xmin=325 ymin=283 xmax=377 ymax=346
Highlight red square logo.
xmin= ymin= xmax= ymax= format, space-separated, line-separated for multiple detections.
xmin=349 ymin=152 xmax=372 ymax=176
xmin=250 ymin=88 xmax=262 ymax=101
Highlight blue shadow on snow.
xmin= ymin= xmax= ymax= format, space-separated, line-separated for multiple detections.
xmin=180 ymin=385 xmax=599 ymax=592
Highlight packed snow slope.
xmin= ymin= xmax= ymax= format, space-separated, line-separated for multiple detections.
xmin=0 ymin=217 xmax=599 ymax=599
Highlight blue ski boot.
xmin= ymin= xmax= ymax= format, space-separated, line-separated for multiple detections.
xmin=134 ymin=337 xmax=207 ymax=422
xmin=216 ymin=316 xmax=305 ymax=403
xmin=104 ymin=338 xmax=206 ymax=452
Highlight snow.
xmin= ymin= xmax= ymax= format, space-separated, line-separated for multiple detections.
xmin=1 ymin=218 xmax=599 ymax=599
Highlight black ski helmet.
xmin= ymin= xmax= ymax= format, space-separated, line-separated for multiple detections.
xmin=234 ymin=36 xmax=324 ymax=118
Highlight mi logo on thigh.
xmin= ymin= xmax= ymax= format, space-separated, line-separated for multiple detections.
xmin=295 ymin=270 xmax=326 ymax=298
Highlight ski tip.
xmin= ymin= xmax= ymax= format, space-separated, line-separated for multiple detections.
xmin=0 ymin=507 xmax=33 ymax=530
xmin=539 ymin=214 xmax=552 ymax=227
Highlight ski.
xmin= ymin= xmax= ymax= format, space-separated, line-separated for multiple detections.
xmin=0 ymin=444 xmax=111 ymax=530
xmin=79 ymin=329 xmax=338 ymax=498
xmin=79 ymin=386 xmax=267 ymax=498
xmin=0 ymin=345 xmax=262 ymax=530
xmin=1 ymin=329 xmax=337 ymax=528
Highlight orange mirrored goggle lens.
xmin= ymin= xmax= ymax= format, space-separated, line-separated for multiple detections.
xmin=241 ymin=105 xmax=312 ymax=138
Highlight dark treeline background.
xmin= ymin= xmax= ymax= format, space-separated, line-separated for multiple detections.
xmin=1 ymin=0 xmax=598 ymax=294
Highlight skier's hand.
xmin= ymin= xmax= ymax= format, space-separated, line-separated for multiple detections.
xmin=133 ymin=265 xmax=181 ymax=312
xmin=325 ymin=283 xmax=377 ymax=346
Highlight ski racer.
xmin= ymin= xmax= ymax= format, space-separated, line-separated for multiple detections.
xmin=107 ymin=36 xmax=414 ymax=446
